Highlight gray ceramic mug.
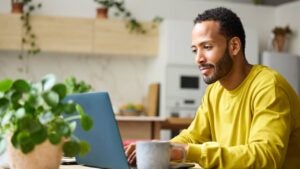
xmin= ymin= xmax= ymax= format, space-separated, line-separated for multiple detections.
xmin=136 ymin=141 xmax=185 ymax=169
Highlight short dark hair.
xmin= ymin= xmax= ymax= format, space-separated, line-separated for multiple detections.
xmin=194 ymin=7 xmax=246 ymax=55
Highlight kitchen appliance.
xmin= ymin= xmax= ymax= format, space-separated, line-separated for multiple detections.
xmin=261 ymin=51 xmax=300 ymax=94
xmin=165 ymin=64 xmax=206 ymax=118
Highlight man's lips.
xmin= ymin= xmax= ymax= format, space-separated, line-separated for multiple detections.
xmin=198 ymin=65 xmax=213 ymax=75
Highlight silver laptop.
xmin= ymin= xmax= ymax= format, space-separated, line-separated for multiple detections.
xmin=65 ymin=92 xmax=131 ymax=169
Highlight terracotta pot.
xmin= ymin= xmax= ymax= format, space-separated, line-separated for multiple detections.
xmin=272 ymin=34 xmax=286 ymax=52
xmin=11 ymin=2 xmax=23 ymax=13
xmin=7 ymin=139 xmax=63 ymax=169
xmin=96 ymin=7 xmax=108 ymax=19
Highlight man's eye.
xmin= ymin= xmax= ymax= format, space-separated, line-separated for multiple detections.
xmin=191 ymin=49 xmax=197 ymax=54
xmin=204 ymin=45 xmax=212 ymax=50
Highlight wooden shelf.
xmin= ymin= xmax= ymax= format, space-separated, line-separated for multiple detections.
xmin=93 ymin=19 xmax=159 ymax=57
xmin=0 ymin=14 xmax=22 ymax=50
xmin=161 ymin=117 xmax=193 ymax=130
xmin=0 ymin=13 xmax=159 ymax=57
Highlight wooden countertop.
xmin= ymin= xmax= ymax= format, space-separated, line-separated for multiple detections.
xmin=161 ymin=117 xmax=193 ymax=130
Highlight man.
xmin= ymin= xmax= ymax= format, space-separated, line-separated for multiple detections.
xmin=126 ymin=7 xmax=300 ymax=168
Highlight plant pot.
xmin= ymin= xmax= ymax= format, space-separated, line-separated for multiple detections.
xmin=272 ymin=34 xmax=286 ymax=52
xmin=7 ymin=138 xmax=63 ymax=169
xmin=96 ymin=7 xmax=108 ymax=19
xmin=11 ymin=2 xmax=23 ymax=13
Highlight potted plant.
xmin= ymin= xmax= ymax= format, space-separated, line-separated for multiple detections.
xmin=0 ymin=74 xmax=93 ymax=169
xmin=11 ymin=0 xmax=24 ymax=13
xmin=94 ymin=0 xmax=163 ymax=34
xmin=272 ymin=26 xmax=293 ymax=52
xmin=94 ymin=0 xmax=128 ymax=19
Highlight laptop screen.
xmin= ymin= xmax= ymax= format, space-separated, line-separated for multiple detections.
xmin=65 ymin=92 xmax=130 ymax=169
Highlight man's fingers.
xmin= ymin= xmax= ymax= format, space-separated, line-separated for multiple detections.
xmin=128 ymin=150 xmax=136 ymax=165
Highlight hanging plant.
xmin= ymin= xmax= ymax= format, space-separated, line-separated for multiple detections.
xmin=19 ymin=0 xmax=42 ymax=59
xmin=94 ymin=0 xmax=163 ymax=34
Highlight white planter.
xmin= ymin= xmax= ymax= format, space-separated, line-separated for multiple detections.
xmin=7 ymin=139 xmax=63 ymax=169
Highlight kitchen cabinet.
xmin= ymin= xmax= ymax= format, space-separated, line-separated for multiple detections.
xmin=0 ymin=14 xmax=22 ymax=50
xmin=93 ymin=19 xmax=158 ymax=57
xmin=0 ymin=13 xmax=159 ymax=57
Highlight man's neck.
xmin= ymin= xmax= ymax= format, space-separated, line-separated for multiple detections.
xmin=219 ymin=60 xmax=253 ymax=90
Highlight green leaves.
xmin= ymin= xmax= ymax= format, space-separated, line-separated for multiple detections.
xmin=11 ymin=116 xmax=47 ymax=153
xmin=79 ymin=141 xmax=90 ymax=156
xmin=13 ymin=80 xmax=30 ymax=93
xmin=52 ymin=84 xmax=67 ymax=99
xmin=80 ymin=115 xmax=93 ymax=131
xmin=64 ymin=76 xmax=91 ymax=94
xmin=12 ymin=131 xmax=35 ymax=154
xmin=63 ymin=140 xmax=80 ymax=157
xmin=63 ymin=140 xmax=90 ymax=157
xmin=0 ymin=74 xmax=93 ymax=157
xmin=43 ymin=91 xmax=59 ymax=107
xmin=76 ymin=104 xmax=93 ymax=131
xmin=0 ymin=79 xmax=13 ymax=92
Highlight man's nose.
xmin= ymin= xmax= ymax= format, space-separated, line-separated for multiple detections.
xmin=195 ymin=51 xmax=205 ymax=64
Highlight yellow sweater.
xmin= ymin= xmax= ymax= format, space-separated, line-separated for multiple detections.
xmin=171 ymin=65 xmax=300 ymax=169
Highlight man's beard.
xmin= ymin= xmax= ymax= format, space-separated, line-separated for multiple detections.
xmin=202 ymin=47 xmax=233 ymax=84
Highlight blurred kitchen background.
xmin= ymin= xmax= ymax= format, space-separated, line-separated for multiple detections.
xmin=0 ymin=0 xmax=299 ymax=122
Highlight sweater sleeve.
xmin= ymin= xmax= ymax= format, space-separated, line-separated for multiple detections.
xmin=171 ymin=84 xmax=292 ymax=169
xmin=171 ymin=93 xmax=212 ymax=144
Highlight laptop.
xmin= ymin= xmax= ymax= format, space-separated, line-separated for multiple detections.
xmin=65 ymin=92 xmax=196 ymax=169
xmin=65 ymin=92 xmax=131 ymax=169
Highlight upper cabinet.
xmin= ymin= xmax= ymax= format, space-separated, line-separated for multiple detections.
xmin=93 ymin=20 xmax=158 ymax=57
xmin=0 ymin=14 xmax=22 ymax=50
xmin=0 ymin=13 xmax=159 ymax=57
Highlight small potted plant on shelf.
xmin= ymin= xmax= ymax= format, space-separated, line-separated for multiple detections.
xmin=94 ymin=0 xmax=163 ymax=34
xmin=272 ymin=25 xmax=293 ymax=52
xmin=0 ymin=74 xmax=93 ymax=169
xmin=11 ymin=0 xmax=24 ymax=13
xmin=94 ymin=0 xmax=130 ymax=19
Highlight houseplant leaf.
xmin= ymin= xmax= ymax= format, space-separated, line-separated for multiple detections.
xmin=42 ymin=91 xmax=59 ymax=107
xmin=63 ymin=140 xmax=80 ymax=157
xmin=0 ymin=79 xmax=13 ymax=92
xmin=12 ymin=79 xmax=30 ymax=93
xmin=51 ymin=83 xmax=67 ymax=99
xmin=76 ymin=104 xmax=93 ymax=131
xmin=79 ymin=140 xmax=90 ymax=156
xmin=80 ymin=115 xmax=93 ymax=131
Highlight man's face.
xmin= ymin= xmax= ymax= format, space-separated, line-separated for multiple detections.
xmin=191 ymin=21 xmax=233 ymax=84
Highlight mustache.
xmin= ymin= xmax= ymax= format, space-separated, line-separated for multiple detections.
xmin=198 ymin=64 xmax=214 ymax=70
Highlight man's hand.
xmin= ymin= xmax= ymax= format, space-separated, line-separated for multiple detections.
xmin=124 ymin=142 xmax=136 ymax=166
xmin=170 ymin=143 xmax=188 ymax=162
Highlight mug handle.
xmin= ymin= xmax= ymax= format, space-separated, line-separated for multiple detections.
xmin=170 ymin=143 xmax=187 ymax=163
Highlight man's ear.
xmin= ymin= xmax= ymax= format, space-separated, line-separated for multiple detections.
xmin=229 ymin=37 xmax=241 ymax=56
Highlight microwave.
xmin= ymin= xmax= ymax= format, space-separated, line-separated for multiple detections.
xmin=164 ymin=64 xmax=206 ymax=118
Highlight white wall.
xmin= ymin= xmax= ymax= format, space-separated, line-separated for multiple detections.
xmin=0 ymin=52 xmax=150 ymax=111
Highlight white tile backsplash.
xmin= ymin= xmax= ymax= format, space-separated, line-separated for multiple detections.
xmin=0 ymin=51 xmax=151 ymax=111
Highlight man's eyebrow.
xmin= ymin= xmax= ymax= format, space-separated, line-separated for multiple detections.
xmin=191 ymin=41 xmax=210 ymax=48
